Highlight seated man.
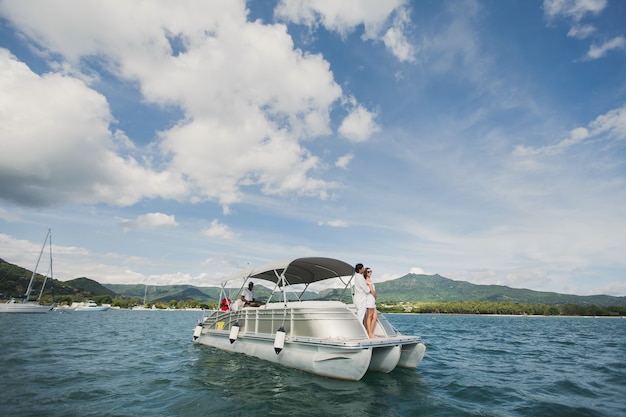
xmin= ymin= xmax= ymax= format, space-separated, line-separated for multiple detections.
xmin=241 ymin=282 xmax=263 ymax=307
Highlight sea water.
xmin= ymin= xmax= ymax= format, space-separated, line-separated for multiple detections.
xmin=0 ymin=311 xmax=624 ymax=417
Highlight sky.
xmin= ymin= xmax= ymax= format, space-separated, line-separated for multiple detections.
xmin=0 ymin=0 xmax=625 ymax=296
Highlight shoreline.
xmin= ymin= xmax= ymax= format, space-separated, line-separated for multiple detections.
xmin=385 ymin=312 xmax=626 ymax=319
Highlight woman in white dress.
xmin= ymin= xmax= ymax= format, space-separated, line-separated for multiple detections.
xmin=364 ymin=268 xmax=378 ymax=338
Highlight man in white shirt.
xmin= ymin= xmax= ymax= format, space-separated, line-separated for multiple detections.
xmin=352 ymin=263 xmax=370 ymax=325
xmin=241 ymin=281 xmax=256 ymax=305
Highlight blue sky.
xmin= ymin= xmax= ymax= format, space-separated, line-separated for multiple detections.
xmin=1 ymin=0 xmax=625 ymax=296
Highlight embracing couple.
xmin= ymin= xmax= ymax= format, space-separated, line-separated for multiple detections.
xmin=353 ymin=263 xmax=378 ymax=338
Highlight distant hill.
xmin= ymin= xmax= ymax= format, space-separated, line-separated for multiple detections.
xmin=152 ymin=287 xmax=214 ymax=303
xmin=64 ymin=277 xmax=117 ymax=298
xmin=102 ymin=283 xmax=274 ymax=304
xmin=104 ymin=284 xmax=222 ymax=304
xmin=374 ymin=274 xmax=626 ymax=307
xmin=3 ymin=256 xmax=625 ymax=306
xmin=0 ymin=258 xmax=104 ymax=299
xmin=102 ymin=284 xmax=148 ymax=298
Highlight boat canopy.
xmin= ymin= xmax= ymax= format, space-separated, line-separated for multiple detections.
xmin=230 ymin=257 xmax=355 ymax=287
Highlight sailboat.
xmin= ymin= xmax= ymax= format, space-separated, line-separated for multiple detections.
xmin=0 ymin=229 xmax=54 ymax=314
xmin=130 ymin=285 xmax=151 ymax=310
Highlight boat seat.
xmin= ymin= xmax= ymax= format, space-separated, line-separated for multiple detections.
xmin=231 ymin=299 xmax=244 ymax=311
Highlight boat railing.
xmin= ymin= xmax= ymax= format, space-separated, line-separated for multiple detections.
xmin=203 ymin=303 xmax=368 ymax=339
xmin=203 ymin=302 xmax=404 ymax=341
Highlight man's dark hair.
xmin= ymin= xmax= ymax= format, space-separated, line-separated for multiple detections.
xmin=354 ymin=263 xmax=364 ymax=273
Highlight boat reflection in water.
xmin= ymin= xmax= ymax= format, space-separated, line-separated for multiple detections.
xmin=193 ymin=257 xmax=425 ymax=381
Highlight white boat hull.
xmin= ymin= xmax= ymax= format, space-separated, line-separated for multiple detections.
xmin=193 ymin=301 xmax=425 ymax=381
xmin=74 ymin=301 xmax=110 ymax=311
xmin=368 ymin=344 xmax=402 ymax=373
xmin=397 ymin=342 xmax=427 ymax=368
xmin=1 ymin=229 xmax=54 ymax=314
xmin=0 ymin=301 xmax=53 ymax=314
xmin=196 ymin=330 xmax=373 ymax=380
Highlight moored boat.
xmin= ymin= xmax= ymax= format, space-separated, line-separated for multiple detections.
xmin=192 ymin=257 xmax=426 ymax=381
xmin=130 ymin=285 xmax=154 ymax=310
xmin=0 ymin=298 xmax=53 ymax=313
xmin=0 ymin=229 xmax=54 ymax=314
xmin=74 ymin=300 xmax=110 ymax=311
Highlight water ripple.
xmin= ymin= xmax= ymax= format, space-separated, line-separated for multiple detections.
xmin=1 ymin=312 xmax=625 ymax=416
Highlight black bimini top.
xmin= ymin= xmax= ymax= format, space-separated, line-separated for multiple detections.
xmin=234 ymin=257 xmax=355 ymax=287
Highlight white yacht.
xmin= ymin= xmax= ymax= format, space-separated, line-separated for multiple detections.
xmin=192 ymin=257 xmax=426 ymax=381
xmin=74 ymin=300 xmax=110 ymax=311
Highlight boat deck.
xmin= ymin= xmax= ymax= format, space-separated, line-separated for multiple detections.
xmin=288 ymin=334 xmax=422 ymax=348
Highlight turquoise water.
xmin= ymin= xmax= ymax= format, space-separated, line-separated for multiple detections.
xmin=0 ymin=311 xmax=624 ymax=416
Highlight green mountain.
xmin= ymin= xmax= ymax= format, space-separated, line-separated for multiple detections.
xmin=102 ymin=284 xmax=148 ymax=298
xmin=3 ymin=256 xmax=625 ymax=306
xmin=102 ymin=284 xmax=273 ymax=304
xmin=152 ymin=287 xmax=214 ymax=303
xmin=0 ymin=258 xmax=105 ymax=299
xmin=374 ymin=274 xmax=626 ymax=306
xmin=103 ymin=284 xmax=222 ymax=304
xmin=64 ymin=277 xmax=117 ymax=298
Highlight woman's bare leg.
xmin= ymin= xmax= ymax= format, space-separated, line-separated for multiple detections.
xmin=365 ymin=308 xmax=376 ymax=339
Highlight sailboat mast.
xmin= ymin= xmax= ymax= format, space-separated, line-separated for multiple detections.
xmin=25 ymin=228 xmax=51 ymax=302
xmin=37 ymin=231 xmax=53 ymax=301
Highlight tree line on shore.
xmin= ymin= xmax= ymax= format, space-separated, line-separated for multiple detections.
xmin=29 ymin=294 xmax=626 ymax=316
xmin=46 ymin=294 xmax=208 ymax=310
xmin=378 ymin=301 xmax=626 ymax=316
xmin=5 ymin=258 xmax=625 ymax=313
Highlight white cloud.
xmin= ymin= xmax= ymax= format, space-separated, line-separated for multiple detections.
xmin=0 ymin=207 xmax=20 ymax=222
xmin=335 ymin=153 xmax=354 ymax=169
xmin=513 ymin=126 xmax=590 ymax=158
xmin=567 ymin=24 xmax=596 ymax=39
xmin=513 ymin=104 xmax=626 ymax=164
xmin=0 ymin=233 xmax=44 ymax=267
xmin=543 ymin=0 xmax=607 ymax=22
xmin=583 ymin=36 xmax=626 ymax=60
xmin=275 ymin=0 xmax=405 ymax=36
xmin=0 ymin=48 xmax=187 ymax=208
xmin=1 ymin=1 xmax=624 ymax=297
xmin=274 ymin=0 xmax=414 ymax=61
xmin=145 ymin=271 xmax=198 ymax=286
xmin=382 ymin=6 xmax=415 ymax=62
xmin=542 ymin=0 xmax=621 ymax=62
xmin=317 ymin=219 xmax=348 ymax=227
xmin=0 ymin=230 xmax=223 ymax=286
xmin=0 ymin=0 xmax=355 ymax=211
xmin=121 ymin=213 xmax=178 ymax=231
xmin=589 ymin=104 xmax=626 ymax=138
xmin=409 ymin=267 xmax=426 ymax=275
xmin=204 ymin=219 xmax=236 ymax=240
xmin=338 ymin=103 xmax=380 ymax=143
